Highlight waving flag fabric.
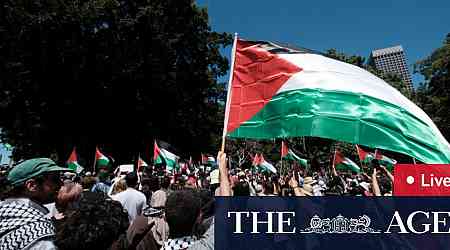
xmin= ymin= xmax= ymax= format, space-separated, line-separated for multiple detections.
xmin=334 ymin=150 xmax=361 ymax=173
xmin=224 ymin=38 xmax=450 ymax=164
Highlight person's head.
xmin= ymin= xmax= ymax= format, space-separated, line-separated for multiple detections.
xmin=160 ymin=176 xmax=170 ymax=189
xmin=125 ymin=172 xmax=138 ymax=188
xmin=56 ymin=182 xmax=83 ymax=213
xmin=55 ymin=192 xmax=129 ymax=250
xmin=81 ymin=176 xmax=97 ymax=191
xmin=165 ymin=190 xmax=201 ymax=238
xmin=233 ymin=181 xmax=250 ymax=196
xmin=7 ymin=158 xmax=70 ymax=204
xmin=96 ymin=168 xmax=109 ymax=183
xmin=262 ymin=180 xmax=274 ymax=195
xmin=111 ymin=179 xmax=127 ymax=195
xmin=148 ymin=176 xmax=160 ymax=192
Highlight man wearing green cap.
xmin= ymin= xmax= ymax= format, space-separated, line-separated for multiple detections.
xmin=0 ymin=158 xmax=71 ymax=250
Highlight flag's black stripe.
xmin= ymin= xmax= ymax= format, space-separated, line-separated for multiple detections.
xmin=243 ymin=40 xmax=323 ymax=55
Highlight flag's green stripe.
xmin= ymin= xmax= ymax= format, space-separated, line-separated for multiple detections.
xmin=67 ymin=162 xmax=78 ymax=171
xmin=96 ymin=158 xmax=109 ymax=166
xmin=228 ymin=88 xmax=450 ymax=164
xmin=336 ymin=163 xmax=360 ymax=173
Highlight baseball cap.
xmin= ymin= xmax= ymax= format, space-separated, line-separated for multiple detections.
xmin=8 ymin=158 xmax=72 ymax=186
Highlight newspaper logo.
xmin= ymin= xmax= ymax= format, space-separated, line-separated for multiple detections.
xmin=300 ymin=214 xmax=381 ymax=234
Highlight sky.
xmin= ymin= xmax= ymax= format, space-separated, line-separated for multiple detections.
xmin=196 ymin=0 xmax=449 ymax=86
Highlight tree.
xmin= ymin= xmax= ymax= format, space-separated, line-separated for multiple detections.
xmin=414 ymin=33 xmax=450 ymax=139
xmin=0 ymin=0 xmax=232 ymax=165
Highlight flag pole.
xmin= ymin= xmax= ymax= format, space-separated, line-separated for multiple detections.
xmin=281 ymin=141 xmax=284 ymax=176
xmin=221 ymin=32 xmax=238 ymax=152
xmin=93 ymin=146 xmax=97 ymax=174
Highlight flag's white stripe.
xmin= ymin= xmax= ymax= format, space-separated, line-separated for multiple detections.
xmin=261 ymin=161 xmax=277 ymax=173
xmin=278 ymin=53 xmax=449 ymax=148
xmin=161 ymin=148 xmax=179 ymax=161
xmin=343 ymin=158 xmax=359 ymax=169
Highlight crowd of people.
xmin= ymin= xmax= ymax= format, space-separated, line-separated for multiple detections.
xmin=0 ymin=151 xmax=394 ymax=249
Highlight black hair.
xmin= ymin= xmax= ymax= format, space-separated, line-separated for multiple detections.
xmin=160 ymin=176 xmax=170 ymax=189
xmin=165 ymin=190 xmax=201 ymax=238
xmin=148 ymin=176 xmax=160 ymax=192
xmin=125 ymin=172 xmax=138 ymax=188
xmin=262 ymin=180 xmax=274 ymax=195
xmin=55 ymin=192 xmax=129 ymax=250
xmin=233 ymin=182 xmax=250 ymax=196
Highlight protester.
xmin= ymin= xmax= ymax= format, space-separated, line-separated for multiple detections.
xmin=162 ymin=190 xmax=202 ymax=249
xmin=0 ymin=158 xmax=71 ymax=250
xmin=55 ymin=192 xmax=129 ymax=250
xmin=111 ymin=178 xmax=127 ymax=195
xmin=56 ymin=181 xmax=83 ymax=214
xmin=112 ymin=172 xmax=147 ymax=222
xmin=91 ymin=168 xmax=111 ymax=195
xmin=126 ymin=182 xmax=169 ymax=250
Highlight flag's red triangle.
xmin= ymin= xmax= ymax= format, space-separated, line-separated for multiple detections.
xmin=67 ymin=147 xmax=77 ymax=163
xmin=334 ymin=150 xmax=345 ymax=165
xmin=356 ymin=145 xmax=368 ymax=162
xmin=226 ymin=39 xmax=303 ymax=133
xmin=281 ymin=141 xmax=289 ymax=158
xmin=154 ymin=141 xmax=161 ymax=161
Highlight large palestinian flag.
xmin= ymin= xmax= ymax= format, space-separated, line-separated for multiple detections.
xmin=224 ymin=38 xmax=450 ymax=164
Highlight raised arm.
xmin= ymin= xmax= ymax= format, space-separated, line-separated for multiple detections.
xmin=218 ymin=151 xmax=232 ymax=196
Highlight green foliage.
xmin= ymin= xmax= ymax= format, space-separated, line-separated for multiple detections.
xmin=414 ymin=33 xmax=450 ymax=139
xmin=0 ymin=0 xmax=232 ymax=164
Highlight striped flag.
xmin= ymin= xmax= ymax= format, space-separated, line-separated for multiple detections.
xmin=333 ymin=150 xmax=361 ymax=173
xmin=154 ymin=141 xmax=179 ymax=171
xmin=375 ymin=150 xmax=397 ymax=171
xmin=223 ymin=38 xmax=450 ymax=164
xmin=67 ymin=147 xmax=83 ymax=173
xmin=95 ymin=147 xmax=110 ymax=168
xmin=281 ymin=141 xmax=308 ymax=167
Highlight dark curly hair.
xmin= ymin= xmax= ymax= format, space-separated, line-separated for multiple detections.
xmin=55 ymin=192 xmax=129 ymax=250
xmin=165 ymin=190 xmax=201 ymax=238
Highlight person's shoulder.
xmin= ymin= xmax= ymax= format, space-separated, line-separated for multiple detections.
xmin=25 ymin=239 xmax=57 ymax=250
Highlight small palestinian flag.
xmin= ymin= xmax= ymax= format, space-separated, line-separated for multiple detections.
xmin=67 ymin=147 xmax=83 ymax=173
xmin=334 ymin=150 xmax=361 ymax=173
xmin=259 ymin=154 xmax=277 ymax=174
xmin=154 ymin=141 xmax=179 ymax=171
xmin=137 ymin=155 xmax=148 ymax=172
xmin=95 ymin=147 xmax=110 ymax=168
xmin=356 ymin=145 xmax=375 ymax=164
xmin=253 ymin=154 xmax=276 ymax=174
xmin=201 ymin=153 xmax=216 ymax=165
xmin=281 ymin=141 xmax=308 ymax=167
xmin=375 ymin=150 xmax=397 ymax=171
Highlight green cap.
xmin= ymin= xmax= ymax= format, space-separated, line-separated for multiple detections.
xmin=7 ymin=158 xmax=72 ymax=186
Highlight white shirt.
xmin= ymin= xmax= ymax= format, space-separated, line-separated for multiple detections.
xmin=112 ymin=187 xmax=147 ymax=222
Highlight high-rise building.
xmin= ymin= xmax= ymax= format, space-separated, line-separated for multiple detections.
xmin=369 ymin=45 xmax=413 ymax=92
